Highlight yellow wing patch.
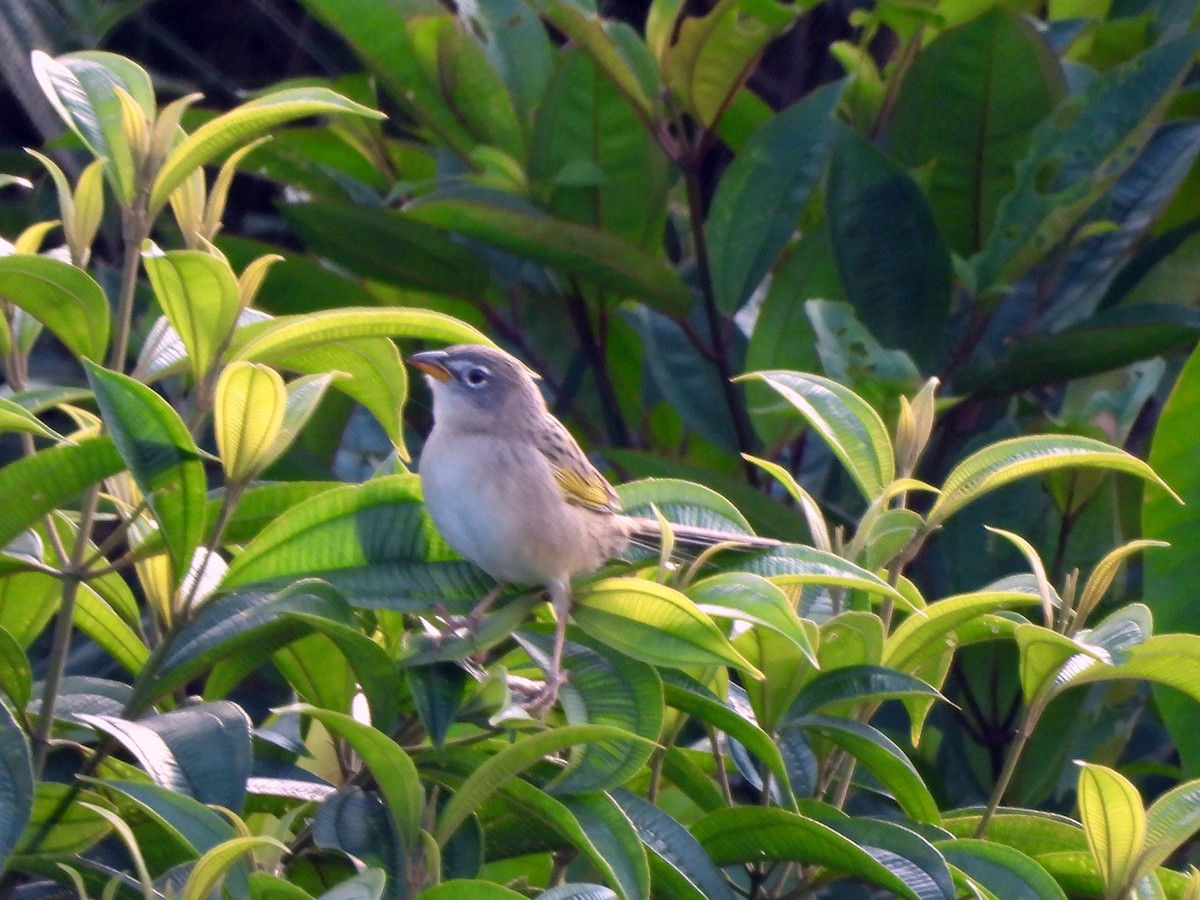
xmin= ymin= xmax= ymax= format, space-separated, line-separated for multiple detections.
xmin=552 ymin=464 xmax=618 ymax=512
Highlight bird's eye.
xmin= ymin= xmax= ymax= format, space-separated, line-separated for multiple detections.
xmin=463 ymin=366 xmax=490 ymax=387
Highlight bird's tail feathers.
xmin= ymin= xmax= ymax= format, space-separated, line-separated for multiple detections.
xmin=624 ymin=516 xmax=779 ymax=555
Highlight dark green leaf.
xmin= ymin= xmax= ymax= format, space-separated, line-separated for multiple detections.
xmin=707 ymin=82 xmax=840 ymax=313
xmin=0 ymin=254 xmax=109 ymax=362
xmin=826 ymin=126 xmax=952 ymax=371
xmin=0 ymin=700 xmax=33 ymax=871
xmin=972 ymin=31 xmax=1200 ymax=293
xmin=888 ymin=10 xmax=1064 ymax=255
xmin=86 ymin=363 xmax=206 ymax=579
xmin=938 ymin=838 xmax=1066 ymax=900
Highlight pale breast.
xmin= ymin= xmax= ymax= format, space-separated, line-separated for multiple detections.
xmin=419 ymin=429 xmax=625 ymax=586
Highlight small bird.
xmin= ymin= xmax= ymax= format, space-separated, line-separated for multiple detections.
xmin=409 ymin=344 xmax=772 ymax=709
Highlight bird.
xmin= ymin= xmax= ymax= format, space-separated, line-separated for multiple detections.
xmin=408 ymin=343 xmax=775 ymax=710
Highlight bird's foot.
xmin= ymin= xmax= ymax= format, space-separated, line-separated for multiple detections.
xmin=517 ymin=670 xmax=568 ymax=717
xmin=429 ymin=604 xmax=483 ymax=647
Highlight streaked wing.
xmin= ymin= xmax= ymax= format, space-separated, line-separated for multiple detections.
xmin=534 ymin=415 xmax=619 ymax=513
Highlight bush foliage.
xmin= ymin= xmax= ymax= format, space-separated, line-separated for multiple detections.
xmin=2 ymin=0 xmax=1200 ymax=897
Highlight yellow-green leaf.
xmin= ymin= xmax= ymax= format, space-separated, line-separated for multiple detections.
xmin=214 ymin=362 xmax=287 ymax=483
xmin=1077 ymin=762 xmax=1145 ymax=899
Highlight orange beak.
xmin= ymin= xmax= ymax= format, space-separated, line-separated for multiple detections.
xmin=408 ymin=350 xmax=453 ymax=382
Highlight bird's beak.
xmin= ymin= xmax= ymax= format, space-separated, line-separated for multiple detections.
xmin=408 ymin=350 xmax=453 ymax=382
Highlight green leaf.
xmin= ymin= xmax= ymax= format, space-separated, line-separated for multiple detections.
xmin=826 ymin=125 xmax=952 ymax=371
xmin=691 ymin=806 xmax=922 ymax=899
xmin=662 ymin=671 xmax=796 ymax=809
xmin=522 ymin=633 xmax=662 ymax=794
xmin=407 ymin=198 xmax=694 ymax=314
xmin=434 ymin=724 xmax=651 ymax=844
xmin=706 ymin=83 xmax=840 ymax=314
xmin=1144 ymin=341 xmax=1200 ymax=774
xmin=150 ymin=87 xmax=384 ymax=213
xmin=76 ymin=582 xmax=149 ymax=674
xmin=738 ymin=370 xmax=894 ymax=500
xmin=0 ymin=254 xmax=109 ymax=362
xmin=213 ymin=361 xmax=287 ymax=482
xmin=883 ymin=589 xmax=1044 ymax=674
xmin=1077 ymin=762 xmax=1145 ymax=898
xmin=888 ymin=10 xmax=1065 ymax=256
xmin=788 ymin=665 xmax=942 ymax=718
xmin=529 ymin=47 xmax=670 ymax=249
xmin=1141 ymin=779 xmax=1200 ymax=873
xmin=611 ymin=789 xmax=738 ymax=900
xmin=419 ymin=882 xmax=527 ymax=899
xmin=142 ymin=246 xmax=241 ymax=381
xmin=281 ymin=202 xmax=492 ymax=298
xmin=664 ymin=0 xmax=799 ymax=127
xmin=559 ymin=792 xmax=651 ymax=900
xmin=957 ymin=303 xmax=1200 ymax=398
xmin=95 ymin=779 xmax=236 ymax=857
xmin=0 ymin=700 xmax=33 ymax=871
xmin=616 ymin=477 xmax=753 ymax=533
xmin=458 ymin=0 xmax=552 ymax=123
xmin=0 ymin=438 xmax=124 ymax=551
xmin=788 ymin=715 xmax=940 ymax=824
xmin=527 ymin=0 xmax=655 ymax=122
xmin=296 ymin=0 xmax=478 ymax=160
xmin=971 ymin=31 xmax=1200 ymax=293
xmin=78 ymin=702 xmax=252 ymax=811
xmin=0 ymin=397 xmax=62 ymax=441
xmin=86 ymin=363 xmax=206 ymax=579
xmin=31 ymin=50 xmax=153 ymax=204
xmin=688 ymin=573 xmax=814 ymax=658
xmin=815 ymin=815 xmax=955 ymax=899
xmin=573 ymin=577 xmax=763 ymax=678
xmin=288 ymin=706 xmax=423 ymax=858
xmin=937 ymin=839 xmax=1067 ymax=900
xmin=0 ymin=627 xmax=31 ymax=711
xmin=14 ymin=783 xmax=112 ymax=857
xmin=183 ymin=836 xmax=290 ymax=900
xmin=233 ymin=307 xmax=490 ymax=366
xmin=930 ymin=434 xmax=1177 ymax=526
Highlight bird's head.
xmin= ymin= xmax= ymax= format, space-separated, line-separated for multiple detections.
xmin=408 ymin=344 xmax=544 ymax=433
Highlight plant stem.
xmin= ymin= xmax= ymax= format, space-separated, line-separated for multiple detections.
xmin=681 ymin=165 xmax=758 ymax=483
xmin=976 ymin=699 xmax=1044 ymax=838
xmin=109 ymin=206 xmax=148 ymax=371
xmin=31 ymin=485 xmax=100 ymax=777
xmin=565 ymin=282 xmax=630 ymax=446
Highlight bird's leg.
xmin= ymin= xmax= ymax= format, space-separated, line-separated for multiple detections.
xmin=528 ymin=580 xmax=571 ymax=713
xmin=433 ymin=582 xmax=505 ymax=643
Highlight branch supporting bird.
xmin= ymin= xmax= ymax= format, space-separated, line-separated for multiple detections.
xmin=409 ymin=344 xmax=776 ymax=711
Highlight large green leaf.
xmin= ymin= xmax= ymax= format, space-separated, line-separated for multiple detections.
xmin=937 ymin=839 xmax=1067 ymax=900
xmin=737 ymin=370 xmax=894 ymax=500
xmin=407 ymin=198 xmax=694 ymax=314
xmin=522 ymin=633 xmax=662 ymax=795
xmin=573 ymin=577 xmax=763 ymax=678
xmin=706 ymin=83 xmax=840 ymax=314
xmin=86 ymin=363 xmax=206 ymax=579
xmin=150 ymin=87 xmax=384 ymax=213
xmin=788 ymin=715 xmax=940 ymax=823
xmin=0 ymin=438 xmax=124 ymax=551
xmin=1077 ymin=762 xmax=1145 ymax=898
xmin=826 ymin=126 xmax=952 ymax=371
xmin=142 ymin=247 xmax=241 ymax=382
xmin=289 ymin=706 xmax=422 ymax=860
xmin=1144 ymin=340 xmax=1200 ymax=774
xmin=527 ymin=0 xmax=655 ymax=122
xmin=434 ymin=725 xmax=652 ymax=844
xmin=971 ymin=31 xmax=1200 ymax=294
xmin=692 ymin=806 xmax=923 ymax=899
xmin=888 ymin=10 xmax=1064 ymax=256
xmin=14 ymin=783 xmax=112 ymax=857
xmin=529 ymin=47 xmax=670 ymax=249
xmin=0 ymin=700 xmax=33 ymax=872
xmin=31 ymin=50 xmax=153 ymax=203
xmin=78 ymin=702 xmax=252 ymax=812
xmin=458 ymin=0 xmax=552 ymax=123
xmin=611 ymin=789 xmax=738 ymax=900
xmin=0 ymin=254 xmax=109 ymax=362
xmin=664 ymin=0 xmax=799 ymax=127
xmin=559 ymin=792 xmax=651 ymax=900
xmin=930 ymin=434 xmax=1177 ymax=526
xmin=297 ymin=0 xmax=479 ymax=159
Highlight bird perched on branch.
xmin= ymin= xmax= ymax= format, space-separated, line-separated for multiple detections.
xmin=409 ymin=344 xmax=774 ymax=710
